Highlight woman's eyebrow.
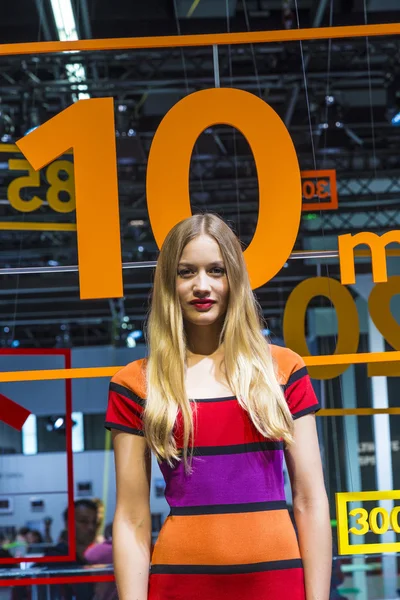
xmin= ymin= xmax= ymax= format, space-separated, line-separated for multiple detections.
xmin=178 ymin=261 xmax=225 ymax=268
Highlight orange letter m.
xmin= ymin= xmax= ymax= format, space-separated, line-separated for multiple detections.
xmin=339 ymin=230 xmax=400 ymax=285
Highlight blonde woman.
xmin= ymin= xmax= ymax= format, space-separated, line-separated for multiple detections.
xmin=105 ymin=213 xmax=332 ymax=600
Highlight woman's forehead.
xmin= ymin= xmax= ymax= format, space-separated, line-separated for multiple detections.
xmin=180 ymin=235 xmax=222 ymax=258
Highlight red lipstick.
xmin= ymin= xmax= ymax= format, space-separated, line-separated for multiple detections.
xmin=190 ymin=299 xmax=215 ymax=311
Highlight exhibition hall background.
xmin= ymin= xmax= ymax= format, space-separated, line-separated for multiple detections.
xmin=1 ymin=1 xmax=400 ymax=599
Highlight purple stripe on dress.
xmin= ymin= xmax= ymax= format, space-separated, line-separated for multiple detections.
xmin=160 ymin=450 xmax=285 ymax=507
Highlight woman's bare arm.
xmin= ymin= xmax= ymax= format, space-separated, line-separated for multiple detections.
xmin=112 ymin=430 xmax=152 ymax=600
xmin=284 ymin=414 xmax=332 ymax=600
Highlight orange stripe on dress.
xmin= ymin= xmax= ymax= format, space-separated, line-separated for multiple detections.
xmin=270 ymin=344 xmax=305 ymax=386
xmin=152 ymin=510 xmax=300 ymax=566
xmin=111 ymin=358 xmax=147 ymax=398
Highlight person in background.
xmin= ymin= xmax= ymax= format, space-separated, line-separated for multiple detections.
xmin=43 ymin=516 xmax=53 ymax=543
xmin=26 ymin=530 xmax=43 ymax=545
xmin=0 ymin=532 xmax=15 ymax=568
xmin=85 ymin=523 xmax=117 ymax=600
xmin=16 ymin=527 xmax=30 ymax=543
xmin=85 ymin=522 xmax=113 ymax=564
xmin=52 ymin=498 xmax=99 ymax=562
xmin=92 ymin=498 xmax=106 ymax=544
xmin=45 ymin=499 xmax=99 ymax=600
xmin=12 ymin=527 xmax=31 ymax=557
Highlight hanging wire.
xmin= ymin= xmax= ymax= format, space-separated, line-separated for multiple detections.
xmin=321 ymin=2 xmax=333 ymax=171
xmin=292 ymin=0 xmax=357 ymax=497
xmin=323 ymin=0 xmax=355 ymax=498
xmin=319 ymin=0 xmax=337 ymax=499
xmin=8 ymin=5 xmax=47 ymax=350
xmin=242 ymin=0 xmax=263 ymax=99
xmin=2 ymin=0 xmax=47 ymax=502
xmin=172 ymin=0 xmax=205 ymax=195
xmin=318 ymin=0 xmax=348 ymax=498
xmin=363 ymin=0 xmax=381 ymax=229
xmin=172 ymin=0 xmax=190 ymax=95
xmin=293 ymin=3 xmax=318 ymax=172
xmin=225 ymin=0 xmax=241 ymax=237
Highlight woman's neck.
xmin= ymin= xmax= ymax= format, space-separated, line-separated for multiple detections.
xmin=186 ymin=342 xmax=224 ymax=358
xmin=184 ymin=319 xmax=224 ymax=356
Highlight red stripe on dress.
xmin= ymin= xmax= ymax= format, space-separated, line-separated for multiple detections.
xmin=148 ymin=568 xmax=305 ymax=600
xmin=106 ymin=390 xmax=144 ymax=431
xmin=174 ymin=400 xmax=273 ymax=448
xmin=284 ymin=375 xmax=319 ymax=417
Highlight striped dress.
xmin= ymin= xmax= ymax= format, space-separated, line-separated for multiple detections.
xmin=105 ymin=345 xmax=320 ymax=600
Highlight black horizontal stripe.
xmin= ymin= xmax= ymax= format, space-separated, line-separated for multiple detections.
xmin=292 ymin=404 xmax=321 ymax=420
xmin=109 ymin=382 xmax=146 ymax=407
xmin=104 ymin=422 xmax=144 ymax=436
xmin=189 ymin=396 xmax=236 ymax=403
xmin=185 ymin=441 xmax=284 ymax=456
xmin=151 ymin=558 xmax=303 ymax=575
xmin=169 ymin=500 xmax=288 ymax=516
xmin=284 ymin=366 xmax=308 ymax=390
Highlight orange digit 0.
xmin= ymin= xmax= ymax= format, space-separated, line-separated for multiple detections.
xmin=283 ymin=276 xmax=360 ymax=379
xmin=368 ymin=276 xmax=400 ymax=376
xmin=302 ymin=180 xmax=315 ymax=200
xmin=146 ymin=88 xmax=302 ymax=290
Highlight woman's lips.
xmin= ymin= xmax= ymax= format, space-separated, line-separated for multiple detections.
xmin=191 ymin=301 xmax=215 ymax=311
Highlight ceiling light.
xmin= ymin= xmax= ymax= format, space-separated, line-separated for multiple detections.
xmin=126 ymin=332 xmax=137 ymax=348
xmin=54 ymin=417 xmax=64 ymax=430
xmin=50 ymin=0 xmax=78 ymax=41
xmin=50 ymin=0 xmax=90 ymax=102
xmin=391 ymin=111 xmax=400 ymax=126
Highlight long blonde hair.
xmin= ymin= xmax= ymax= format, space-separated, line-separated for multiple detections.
xmin=143 ymin=213 xmax=294 ymax=473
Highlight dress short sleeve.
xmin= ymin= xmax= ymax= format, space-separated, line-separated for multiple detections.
xmin=104 ymin=359 xmax=147 ymax=436
xmin=283 ymin=353 xmax=320 ymax=420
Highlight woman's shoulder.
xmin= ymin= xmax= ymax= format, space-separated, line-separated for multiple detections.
xmin=269 ymin=344 xmax=306 ymax=386
xmin=111 ymin=357 xmax=148 ymax=400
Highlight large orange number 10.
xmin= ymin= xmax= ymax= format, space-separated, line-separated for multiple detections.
xmin=16 ymin=91 xmax=302 ymax=299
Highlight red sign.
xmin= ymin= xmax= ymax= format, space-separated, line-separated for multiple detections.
xmin=301 ymin=169 xmax=338 ymax=211
xmin=0 ymin=349 xmax=76 ymax=571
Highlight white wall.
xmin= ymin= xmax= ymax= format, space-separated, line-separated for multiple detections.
xmin=0 ymin=450 xmax=168 ymax=542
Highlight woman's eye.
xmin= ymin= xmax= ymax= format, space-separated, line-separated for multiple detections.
xmin=177 ymin=267 xmax=225 ymax=277
xmin=178 ymin=269 xmax=191 ymax=277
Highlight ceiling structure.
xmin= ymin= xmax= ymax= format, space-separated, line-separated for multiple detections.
xmin=0 ymin=0 xmax=400 ymax=348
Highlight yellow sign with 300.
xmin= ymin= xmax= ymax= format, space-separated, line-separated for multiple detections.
xmin=336 ymin=491 xmax=400 ymax=555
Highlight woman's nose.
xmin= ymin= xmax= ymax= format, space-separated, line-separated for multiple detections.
xmin=193 ymin=272 xmax=211 ymax=290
